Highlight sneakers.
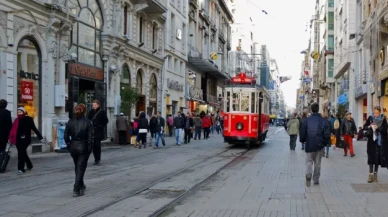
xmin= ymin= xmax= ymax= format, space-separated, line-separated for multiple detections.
xmin=326 ymin=154 xmax=329 ymax=158
xmin=306 ymin=174 xmax=312 ymax=187
xmin=351 ymin=154 xmax=355 ymax=157
xmin=17 ymin=170 xmax=24 ymax=175
xmin=93 ymin=161 xmax=101 ymax=166
xmin=368 ymin=173 xmax=374 ymax=183
xmin=314 ymin=181 xmax=319 ymax=185
xmin=374 ymin=173 xmax=378 ymax=182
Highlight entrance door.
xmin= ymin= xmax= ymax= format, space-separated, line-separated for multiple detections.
xmin=136 ymin=96 xmax=146 ymax=115
xmin=68 ymin=77 xmax=79 ymax=119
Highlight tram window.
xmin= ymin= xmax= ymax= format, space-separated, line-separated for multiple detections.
xmin=226 ymin=91 xmax=231 ymax=112
xmin=232 ymin=93 xmax=240 ymax=111
xmin=251 ymin=92 xmax=255 ymax=113
xmin=241 ymin=92 xmax=249 ymax=112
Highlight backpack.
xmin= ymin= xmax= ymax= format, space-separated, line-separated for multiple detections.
xmin=333 ymin=119 xmax=340 ymax=130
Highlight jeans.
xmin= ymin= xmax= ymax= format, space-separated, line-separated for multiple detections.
xmin=93 ymin=138 xmax=101 ymax=162
xmin=0 ymin=141 xmax=6 ymax=152
xmin=325 ymin=146 xmax=330 ymax=155
xmin=289 ymin=135 xmax=297 ymax=150
xmin=16 ymin=144 xmax=32 ymax=172
xmin=194 ymin=127 xmax=201 ymax=140
xmin=175 ymin=128 xmax=182 ymax=145
xmin=168 ymin=125 xmax=173 ymax=137
xmin=301 ymin=143 xmax=305 ymax=150
xmin=306 ymin=149 xmax=324 ymax=183
xmin=118 ymin=131 xmax=127 ymax=145
xmin=138 ymin=133 xmax=147 ymax=148
xmin=203 ymin=127 xmax=210 ymax=139
xmin=70 ymin=151 xmax=90 ymax=191
xmin=184 ymin=129 xmax=192 ymax=143
xmin=155 ymin=132 xmax=166 ymax=147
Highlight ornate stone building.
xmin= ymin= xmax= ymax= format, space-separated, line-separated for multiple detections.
xmin=0 ymin=0 xmax=166 ymax=151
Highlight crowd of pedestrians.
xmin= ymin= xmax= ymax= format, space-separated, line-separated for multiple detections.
xmin=286 ymin=102 xmax=388 ymax=187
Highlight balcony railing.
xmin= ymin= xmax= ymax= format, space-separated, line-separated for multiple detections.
xmin=188 ymin=45 xmax=202 ymax=58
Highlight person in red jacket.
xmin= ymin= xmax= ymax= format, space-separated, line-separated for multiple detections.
xmin=202 ymin=113 xmax=211 ymax=139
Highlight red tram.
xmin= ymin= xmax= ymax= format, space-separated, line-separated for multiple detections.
xmin=223 ymin=72 xmax=270 ymax=148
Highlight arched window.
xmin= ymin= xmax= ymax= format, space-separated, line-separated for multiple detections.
xmin=152 ymin=23 xmax=158 ymax=50
xmin=70 ymin=0 xmax=103 ymax=68
xmin=136 ymin=70 xmax=143 ymax=94
xmin=121 ymin=64 xmax=131 ymax=90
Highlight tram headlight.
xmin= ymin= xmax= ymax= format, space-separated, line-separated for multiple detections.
xmin=236 ymin=122 xmax=244 ymax=131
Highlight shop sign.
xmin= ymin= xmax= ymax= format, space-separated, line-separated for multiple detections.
xmin=20 ymin=81 xmax=33 ymax=101
xmin=189 ymin=86 xmax=203 ymax=100
xmin=69 ymin=63 xmax=104 ymax=81
xmin=167 ymin=79 xmax=184 ymax=91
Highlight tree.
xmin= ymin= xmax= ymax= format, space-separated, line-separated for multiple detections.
xmin=336 ymin=104 xmax=346 ymax=118
xmin=120 ymin=86 xmax=138 ymax=118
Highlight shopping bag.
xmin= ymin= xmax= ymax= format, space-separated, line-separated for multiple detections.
xmin=131 ymin=136 xmax=137 ymax=146
xmin=330 ymin=135 xmax=336 ymax=145
xmin=336 ymin=139 xmax=349 ymax=149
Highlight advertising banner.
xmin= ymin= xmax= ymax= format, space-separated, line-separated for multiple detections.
xmin=20 ymin=81 xmax=33 ymax=101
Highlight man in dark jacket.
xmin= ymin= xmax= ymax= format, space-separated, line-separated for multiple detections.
xmin=173 ymin=111 xmax=185 ymax=146
xmin=154 ymin=111 xmax=166 ymax=148
xmin=0 ymin=99 xmax=12 ymax=152
xmin=184 ymin=112 xmax=194 ymax=144
xmin=87 ymin=100 xmax=108 ymax=165
xmin=300 ymin=103 xmax=330 ymax=186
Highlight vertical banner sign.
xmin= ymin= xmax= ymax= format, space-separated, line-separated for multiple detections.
xmin=21 ymin=81 xmax=33 ymax=101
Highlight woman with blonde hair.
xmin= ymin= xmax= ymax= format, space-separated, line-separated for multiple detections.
xmin=64 ymin=104 xmax=94 ymax=197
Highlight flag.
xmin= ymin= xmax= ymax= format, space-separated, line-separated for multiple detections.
xmin=279 ymin=76 xmax=292 ymax=83
xmin=304 ymin=70 xmax=309 ymax=76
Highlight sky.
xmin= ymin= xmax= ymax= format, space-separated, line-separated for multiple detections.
xmin=245 ymin=0 xmax=316 ymax=108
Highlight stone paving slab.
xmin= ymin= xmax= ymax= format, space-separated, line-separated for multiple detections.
xmin=161 ymin=127 xmax=388 ymax=217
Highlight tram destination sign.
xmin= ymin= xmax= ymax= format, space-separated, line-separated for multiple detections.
xmin=69 ymin=63 xmax=104 ymax=81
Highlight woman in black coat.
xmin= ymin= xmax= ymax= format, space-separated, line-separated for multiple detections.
xmin=363 ymin=106 xmax=388 ymax=183
xmin=9 ymin=107 xmax=43 ymax=174
xmin=64 ymin=104 xmax=94 ymax=197
xmin=137 ymin=112 xmax=149 ymax=149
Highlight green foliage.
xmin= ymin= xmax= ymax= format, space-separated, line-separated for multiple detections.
xmin=336 ymin=104 xmax=346 ymax=118
xmin=78 ymin=92 xmax=86 ymax=104
xmin=121 ymin=86 xmax=138 ymax=116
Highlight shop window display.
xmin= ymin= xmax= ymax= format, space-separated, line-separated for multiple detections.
xmin=17 ymin=38 xmax=40 ymax=130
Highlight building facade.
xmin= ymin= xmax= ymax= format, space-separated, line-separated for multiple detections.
xmin=186 ymin=0 xmax=233 ymax=115
xmin=162 ymin=0 xmax=188 ymax=118
xmin=0 ymin=0 xmax=166 ymax=151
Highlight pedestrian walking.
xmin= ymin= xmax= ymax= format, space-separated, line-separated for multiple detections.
xmin=332 ymin=114 xmax=341 ymax=150
xmin=202 ymin=114 xmax=211 ymax=139
xmin=300 ymin=103 xmax=330 ymax=186
xmin=64 ymin=104 xmax=93 ymax=197
xmin=87 ymin=100 xmax=108 ymax=165
xmin=0 ymin=99 xmax=12 ymax=152
xmin=137 ymin=112 xmax=149 ymax=149
xmin=193 ymin=114 xmax=202 ymax=140
xmin=341 ymin=112 xmax=357 ymax=157
xmin=154 ymin=111 xmax=166 ymax=148
xmin=168 ymin=114 xmax=174 ymax=137
xmin=287 ymin=113 xmax=300 ymax=150
xmin=184 ymin=113 xmax=194 ymax=144
xmin=211 ymin=114 xmax=216 ymax=134
xmin=173 ymin=111 xmax=185 ymax=146
xmin=116 ymin=113 xmax=128 ymax=145
xmin=149 ymin=114 xmax=157 ymax=146
xmin=9 ymin=107 xmax=43 ymax=174
xmin=299 ymin=112 xmax=307 ymax=150
xmin=132 ymin=115 xmax=139 ymax=147
xmin=363 ymin=106 xmax=388 ymax=183
xmin=323 ymin=115 xmax=332 ymax=158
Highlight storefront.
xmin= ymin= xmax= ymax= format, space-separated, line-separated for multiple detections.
xmin=66 ymin=63 xmax=105 ymax=118
xmin=16 ymin=38 xmax=42 ymax=131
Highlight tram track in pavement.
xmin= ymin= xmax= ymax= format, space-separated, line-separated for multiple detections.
xmin=81 ymin=128 xmax=279 ymax=217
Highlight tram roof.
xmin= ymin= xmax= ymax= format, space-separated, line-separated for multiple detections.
xmin=224 ymin=84 xmax=269 ymax=94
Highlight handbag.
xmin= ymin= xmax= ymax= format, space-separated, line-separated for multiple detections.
xmin=139 ymin=129 xmax=147 ymax=133
xmin=336 ymin=139 xmax=349 ymax=149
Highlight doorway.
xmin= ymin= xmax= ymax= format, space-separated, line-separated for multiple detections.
xmin=136 ymin=95 xmax=146 ymax=115
xmin=79 ymin=79 xmax=95 ymax=112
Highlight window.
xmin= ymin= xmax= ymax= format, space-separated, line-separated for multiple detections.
xmin=174 ymin=58 xmax=178 ymax=73
xmin=70 ymin=0 xmax=103 ymax=68
xmin=152 ymin=23 xmax=158 ymax=50
xmin=180 ymin=61 xmax=184 ymax=74
xmin=232 ymin=93 xmax=240 ymax=111
xmin=226 ymin=91 xmax=231 ymax=112
xmin=139 ymin=16 xmax=144 ymax=43
xmin=328 ymin=0 xmax=334 ymax=7
xmin=328 ymin=12 xmax=334 ymax=30
xmin=251 ymin=92 xmax=256 ymax=113
xmin=123 ymin=5 xmax=128 ymax=35
xmin=328 ymin=35 xmax=334 ymax=52
xmin=328 ymin=59 xmax=334 ymax=77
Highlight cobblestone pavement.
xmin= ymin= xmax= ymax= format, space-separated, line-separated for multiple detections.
xmin=162 ymin=127 xmax=388 ymax=217
xmin=0 ymin=131 xmax=238 ymax=217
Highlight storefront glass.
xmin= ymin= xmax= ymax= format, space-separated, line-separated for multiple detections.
xmin=17 ymin=38 xmax=40 ymax=129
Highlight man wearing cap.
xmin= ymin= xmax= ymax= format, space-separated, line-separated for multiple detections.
xmin=116 ymin=113 xmax=128 ymax=145
xmin=341 ymin=111 xmax=357 ymax=157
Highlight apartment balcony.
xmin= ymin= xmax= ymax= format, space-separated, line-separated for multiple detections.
xmin=132 ymin=0 xmax=167 ymax=14
xmin=189 ymin=0 xmax=199 ymax=9
xmin=206 ymin=94 xmax=221 ymax=107
xmin=188 ymin=46 xmax=229 ymax=79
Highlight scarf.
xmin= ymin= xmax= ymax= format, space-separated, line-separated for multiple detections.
xmin=372 ymin=114 xmax=384 ymax=146
xmin=9 ymin=114 xmax=25 ymax=145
